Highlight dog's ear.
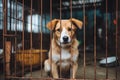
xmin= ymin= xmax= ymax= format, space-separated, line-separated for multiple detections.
xmin=46 ymin=19 xmax=59 ymax=31
xmin=70 ymin=18 xmax=83 ymax=29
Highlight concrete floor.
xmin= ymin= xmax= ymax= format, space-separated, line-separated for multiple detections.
xmin=25 ymin=51 xmax=120 ymax=80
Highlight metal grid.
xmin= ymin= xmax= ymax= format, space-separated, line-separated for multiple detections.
xmin=0 ymin=0 xmax=119 ymax=80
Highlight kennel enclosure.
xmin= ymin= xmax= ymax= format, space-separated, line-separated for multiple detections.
xmin=0 ymin=0 xmax=120 ymax=80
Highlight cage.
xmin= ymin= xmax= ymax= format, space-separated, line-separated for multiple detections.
xmin=0 ymin=0 xmax=120 ymax=80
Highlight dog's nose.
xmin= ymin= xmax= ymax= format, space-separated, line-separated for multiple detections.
xmin=63 ymin=36 xmax=68 ymax=42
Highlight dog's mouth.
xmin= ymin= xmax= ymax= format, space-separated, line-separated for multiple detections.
xmin=61 ymin=41 xmax=70 ymax=44
xmin=56 ymin=40 xmax=71 ymax=46
xmin=60 ymin=41 xmax=72 ymax=46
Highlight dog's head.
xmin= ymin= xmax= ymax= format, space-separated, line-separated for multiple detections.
xmin=47 ymin=18 xmax=83 ymax=47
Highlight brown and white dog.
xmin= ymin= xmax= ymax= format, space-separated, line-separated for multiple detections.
xmin=44 ymin=18 xmax=83 ymax=79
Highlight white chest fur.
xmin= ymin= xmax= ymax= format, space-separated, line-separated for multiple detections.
xmin=52 ymin=48 xmax=71 ymax=62
xmin=52 ymin=48 xmax=78 ymax=64
xmin=61 ymin=49 xmax=71 ymax=60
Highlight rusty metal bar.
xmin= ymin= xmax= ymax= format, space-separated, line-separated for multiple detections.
xmin=3 ymin=0 xmax=8 ymax=79
xmin=3 ymin=0 xmax=7 ymax=34
xmin=83 ymin=0 xmax=86 ymax=79
xmin=9 ymin=0 xmax=12 ymax=31
xmin=70 ymin=0 xmax=72 ymax=79
xmin=14 ymin=0 xmax=18 ymax=77
xmin=40 ymin=0 xmax=43 ymax=77
xmin=70 ymin=0 xmax=72 ymax=18
xmin=115 ymin=0 xmax=118 ymax=79
xmin=3 ymin=34 xmax=17 ymax=37
xmin=22 ymin=0 xmax=25 ymax=77
xmin=105 ymin=0 xmax=108 ymax=79
xmin=59 ymin=0 xmax=62 ymax=78
xmin=30 ymin=0 xmax=33 ymax=50
xmin=30 ymin=0 xmax=33 ymax=78
xmin=22 ymin=0 xmax=25 ymax=50
xmin=8 ymin=76 xmax=53 ymax=80
xmin=49 ymin=0 xmax=53 ymax=78
xmin=93 ymin=0 xmax=97 ymax=79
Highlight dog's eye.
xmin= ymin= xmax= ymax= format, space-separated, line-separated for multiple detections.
xmin=56 ymin=29 xmax=60 ymax=32
xmin=68 ymin=28 xmax=72 ymax=31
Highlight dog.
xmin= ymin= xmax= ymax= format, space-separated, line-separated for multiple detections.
xmin=44 ymin=18 xmax=83 ymax=79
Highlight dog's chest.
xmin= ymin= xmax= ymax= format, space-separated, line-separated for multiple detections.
xmin=61 ymin=49 xmax=71 ymax=60
xmin=52 ymin=48 xmax=76 ymax=63
xmin=52 ymin=49 xmax=70 ymax=61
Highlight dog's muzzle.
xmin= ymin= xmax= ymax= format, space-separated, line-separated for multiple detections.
xmin=63 ymin=36 xmax=69 ymax=43
xmin=59 ymin=28 xmax=71 ymax=45
xmin=60 ymin=35 xmax=71 ymax=45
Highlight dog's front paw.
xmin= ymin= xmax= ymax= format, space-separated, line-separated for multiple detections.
xmin=44 ymin=60 xmax=51 ymax=72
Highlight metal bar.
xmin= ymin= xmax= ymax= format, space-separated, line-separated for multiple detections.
xmin=70 ymin=0 xmax=72 ymax=78
xmin=30 ymin=0 xmax=33 ymax=78
xmin=9 ymin=0 xmax=11 ymax=31
xmin=49 ymin=0 xmax=52 ymax=78
xmin=93 ymin=0 xmax=97 ymax=79
xmin=22 ymin=0 xmax=25 ymax=77
xmin=3 ymin=0 xmax=7 ymax=34
xmin=3 ymin=34 xmax=17 ymax=37
xmin=70 ymin=0 xmax=72 ymax=18
xmin=3 ymin=0 xmax=8 ymax=79
xmin=14 ymin=0 xmax=18 ymax=77
xmin=40 ymin=0 xmax=43 ymax=77
xmin=83 ymin=0 xmax=86 ymax=79
xmin=2 ymin=0 xmax=5 ymax=79
xmin=59 ymin=0 xmax=62 ymax=78
xmin=3 ymin=77 xmax=113 ymax=80
xmin=30 ymin=0 xmax=33 ymax=49
xmin=115 ymin=0 xmax=118 ymax=79
xmin=105 ymin=0 xmax=108 ymax=79
xmin=7 ymin=76 xmax=53 ymax=80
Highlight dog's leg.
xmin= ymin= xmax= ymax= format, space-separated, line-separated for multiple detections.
xmin=44 ymin=59 xmax=51 ymax=72
xmin=71 ymin=62 xmax=78 ymax=79
xmin=52 ymin=62 xmax=59 ymax=78
xmin=44 ymin=59 xmax=52 ymax=77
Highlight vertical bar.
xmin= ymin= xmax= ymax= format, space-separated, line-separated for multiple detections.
xmin=40 ymin=0 xmax=43 ymax=77
xmin=115 ymin=0 xmax=118 ymax=79
xmin=93 ymin=0 xmax=97 ymax=79
xmin=22 ymin=0 xmax=25 ymax=77
xmin=22 ymin=0 xmax=25 ymax=57
xmin=5 ymin=41 xmax=11 ymax=79
xmin=30 ymin=0 xmax=33 ymax=78
xmin=14 ymin=0 xmax=17 ymax=77
xmin=70 ymin=0 xmax=72 ymax=78
xmin=105 ymin=0 xmax=108 ymax=79
xmin=2 ymin=0 xmax=5 ymax=79
xmin=50 ymin=0 xmax=52 ymax=78
xmin=59 ymin=0 xmax=62 ymax=78
xmin=3 ymin=0 xmax=7 ymax=79
xmin=3 ymin=0 xmax=7 ymax=34
xmin=83 ymin=0 xmax=86 ymax=79
xmin=9 ymin=0 xmax=11 ymax=31
xmin=70 ymin=0 xmax=72 ymax=18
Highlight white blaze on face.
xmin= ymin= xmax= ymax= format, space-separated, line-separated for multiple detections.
xmin=60 ymin=28 xmax=71 ymax=43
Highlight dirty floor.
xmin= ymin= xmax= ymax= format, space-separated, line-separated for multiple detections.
xmin=25 ymin=51 xmax=120 ymax=80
